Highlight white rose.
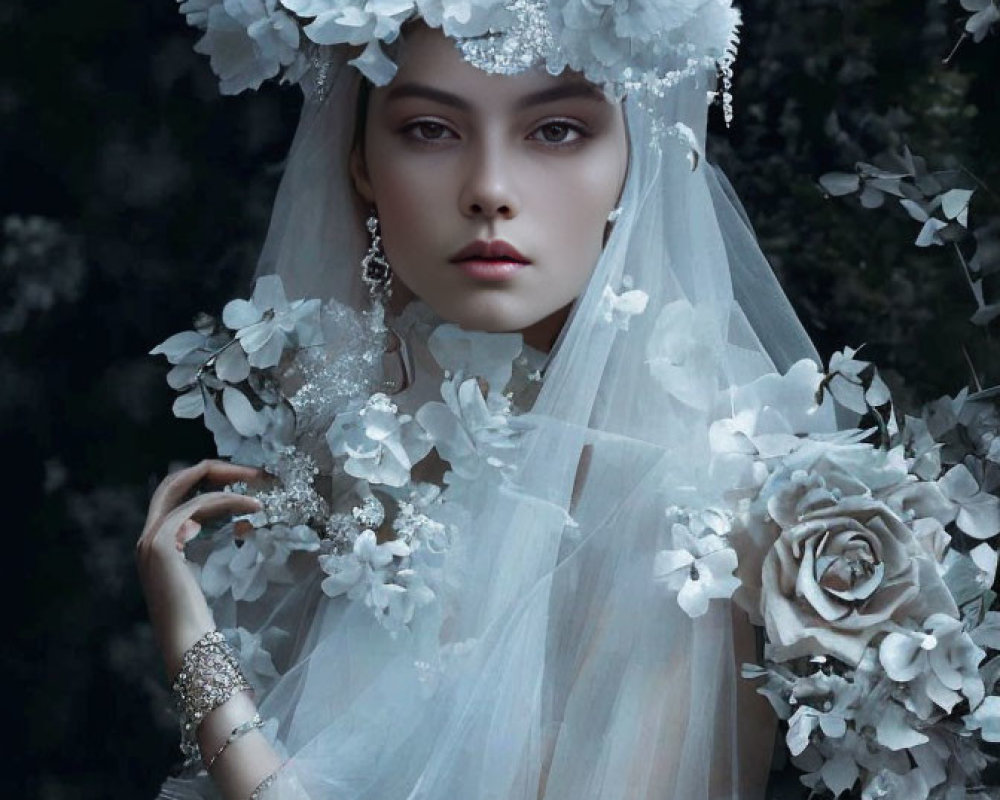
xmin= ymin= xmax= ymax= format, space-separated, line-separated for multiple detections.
xmin=761 ymin=497 xmax=957 ymax=665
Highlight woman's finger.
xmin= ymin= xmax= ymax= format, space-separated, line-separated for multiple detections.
xmin=139 ymin=491 xmax=262 ymax=562
xmin=169 ymin=490 xmax=263 ymax=528
xmin=145 ymin=460 xmax=263 ymax=530
xmin=175 ymin=519 xmax=202 ymax=552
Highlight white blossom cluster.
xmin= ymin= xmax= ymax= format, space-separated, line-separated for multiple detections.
xmin=656 ymin=344 xmax=1000 ymax=798
xmin=152 ymin=275 xmax=531 ymax=640
xmin=175 ymin=0 xmax=741 ymax=118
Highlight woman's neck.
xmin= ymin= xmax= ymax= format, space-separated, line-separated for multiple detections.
xmin=519 ymin=304 xmax=570 ymax=353
xmin=387 ymin=283 xmax=570 ymax=354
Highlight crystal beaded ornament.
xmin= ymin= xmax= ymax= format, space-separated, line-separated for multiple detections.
xmin=361 ymin=211 xmax=393 ymax=304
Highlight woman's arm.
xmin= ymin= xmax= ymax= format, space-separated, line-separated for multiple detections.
xmin=731 ymin=602 xmax=777 ymax=798
xmin=136 ymin=459 xmax=284 ymax=799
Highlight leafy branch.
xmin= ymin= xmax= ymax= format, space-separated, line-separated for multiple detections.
xmin=820 ymin=147 xmax=1000 ymax=329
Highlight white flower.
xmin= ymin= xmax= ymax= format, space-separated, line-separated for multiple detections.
xmin=740 ymin=661 xmax=797 ymax=719
xmin=958 ymin=396 xmax=1000 ymax=460
xmin=825 ymin=346 xmax=892 ymax=417
xmin=385 ymin=568 xmax=436 ymax=629
xmin=178 ymin=0 xmax=217 ymax=27
xmin=776 ymin=438 xmax=909 ymax=498
xmin=645 ymin=298 xmax=723 ymax=411
xmin=151 ymin=322 xmax=238 ymax=406
xmin=426 ymin=323 xmax=523 ymax=395
xmin=971 ymin=542 xmax=999 ymax=589
xmin=661 ymin=122 xmax=704 ymax=170
xmin=416 ymin=376 xmax=524 ymax=482
xmin=901 ymin=414 xmax=943 ymax=481
xmin=879 ymin=613 xmax=986 ymax=717
xmin=860 ymin=764 xmax=934 ymax=800
xmin=320 ymin=529 xmax=408 ymax=594
xmin=393 ymin=500 xmax=451 ymax=553
xmin=598 ymin=284 xmax=648 ymax=331
xmin=756 ymin=440 xmax=922 ymax=534
xmin=962 ymin=0 xmax=1000 ymax=43
xmin=222 ymin=275 xmax=322 ymax=369
xmin=653 ymin=515 xmax=740 ymax=618
xmin=766 ymin=464 xmax=866 ymax=529
xmin=319 ymin=530 xmax=426 ymax=630
xmin=937 ymin=462 xmax=1000 ymax=540
xmin=150 ymin=326 xmax=218 ymax=370
xmin=942 ymin=545 xmax=996 ymax=608
xmin=193 ymin=0 xmax=302 ymax=94
xmin=286 ymin=0 xmax=416 ymax=46
xmin=784 ymin=672 xmax=860 ymax=755
xmin=793 ymin=728 xmax=870 ymax=797
xmin=202 ymin=389 xmax=294 ymax=464
xmin=551 ymin=0 xmax=730 ymax=69
xmin=760 ymin=497 xmax=957 ymax=666
xmin=179 ymin=0 xmax=742 ymax=114
xmin=964 ymin=695 xmax=1000 ymax=741
xmin=707 ymin=358 xmax=837 ymax=496
xmin=877 ymin=476 xmax=956 ymax=529
xmin=223 ymin=625 xmax=281 ymax=687
xmin=348 ymin=39 xmax=399 ymax=84
xmin=414 ymin=0 xmax=475 ymax=28
xmin=201 ymin=523 xmax=321 ymax=601
xmin=326 ymin=393 xmax=432 ymax=487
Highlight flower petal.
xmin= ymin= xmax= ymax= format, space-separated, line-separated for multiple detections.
xmin=222 ymin=298 xmax=263 ymax=329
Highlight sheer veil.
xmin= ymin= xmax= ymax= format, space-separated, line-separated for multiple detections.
xmin=159 ymin=19 xmax=826 ymax=800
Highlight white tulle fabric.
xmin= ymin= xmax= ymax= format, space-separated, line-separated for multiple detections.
xmin=158 ymin=45 xmax=821 ymax=800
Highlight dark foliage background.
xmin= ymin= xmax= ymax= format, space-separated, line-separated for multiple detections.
xmin=2 ymin=1 xmax=996 ymax=797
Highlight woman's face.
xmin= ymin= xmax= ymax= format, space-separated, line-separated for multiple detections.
xmin=350 ymin=23 xmax=629 ymax=348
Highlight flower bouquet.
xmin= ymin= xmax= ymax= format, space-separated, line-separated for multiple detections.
xmin=656 ymin=346 xmax=1000 ymax=798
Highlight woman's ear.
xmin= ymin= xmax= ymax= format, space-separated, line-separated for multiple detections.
xmin=349 ymin=147 xmax=375 ymax=204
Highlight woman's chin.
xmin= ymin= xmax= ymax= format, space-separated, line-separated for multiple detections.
xmin=420 ymin=292 xmax=542 ymax=335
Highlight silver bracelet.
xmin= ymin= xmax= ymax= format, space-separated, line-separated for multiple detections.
xmin=249 ymin=771 xmax=279 ymax=799
xmin=203 ymin=713 xmax=265 ymax=771
xmin=171 ymin=630 xmax=253 ymax=767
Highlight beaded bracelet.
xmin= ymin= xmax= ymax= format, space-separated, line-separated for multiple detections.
xmin=249 ymin=771 xmax=279 ymax=799
xmin=171 ymin=630 xmax=253 ymax=767
xmin=203 ymin=713 xmax=265 ymax=771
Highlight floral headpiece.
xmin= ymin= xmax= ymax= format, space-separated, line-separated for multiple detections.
xmin=177 ymin=0 xmax=740 ymax=121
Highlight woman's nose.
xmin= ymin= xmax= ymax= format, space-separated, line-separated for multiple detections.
xmin=459 ymin=137 xmax=520 ymax=221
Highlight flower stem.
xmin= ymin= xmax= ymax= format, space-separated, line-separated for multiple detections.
xmin=952 ymin=242 xmax=980 ymax=306
xmin=943 ymin=32 xmax=967 ymax=66
xmin=962 ymin=344 xmax=984 ymax=393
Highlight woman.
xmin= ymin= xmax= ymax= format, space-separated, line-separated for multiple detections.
xmin=140 ymin=2 xmax=821 ymax=797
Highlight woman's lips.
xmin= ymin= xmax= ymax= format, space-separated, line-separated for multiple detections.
xmin=455 ymin=258 xmax=528 ymax=281
xmin=449 ymin=239 xmax=530 ymax=281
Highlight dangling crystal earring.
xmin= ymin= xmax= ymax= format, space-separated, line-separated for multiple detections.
xmin=360 ymin=208 xmax=413 ymax=394
xmin=361 ymin=209 xmax=393 ymax=304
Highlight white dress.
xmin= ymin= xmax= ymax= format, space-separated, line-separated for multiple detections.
xmin=155 ymin=20 xmax=820 ymax=796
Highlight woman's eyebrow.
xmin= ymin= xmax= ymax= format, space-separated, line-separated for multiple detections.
xmin=383 ymin=81 xmax=605 ymax=110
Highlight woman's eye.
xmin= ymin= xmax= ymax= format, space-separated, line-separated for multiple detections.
xmin=404 ymin=121 xmax=453 ymax=142
xmin=532 ymin=122 xmax=585 ymax=145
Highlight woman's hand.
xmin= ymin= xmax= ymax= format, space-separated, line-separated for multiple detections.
xmin=136 ymin=459 xmax=263 ymax=680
